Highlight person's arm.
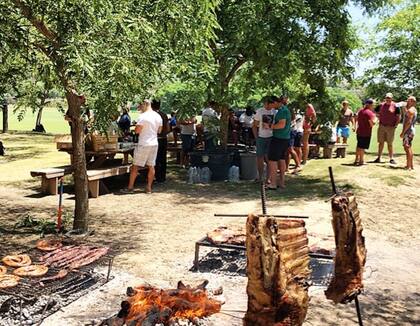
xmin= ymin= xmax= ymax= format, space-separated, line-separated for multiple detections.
xmin=157 ymin=126 xmax=163 ymax=135
xmin=135 ymin=124 xmax=143 ymax=134
xmin=400 ymin=109 xmax=414 ymax=138
xmin=252 ymin=119 xmax=259 ymax=138
xmin=272 ymin=119 xmax=286 ymax=129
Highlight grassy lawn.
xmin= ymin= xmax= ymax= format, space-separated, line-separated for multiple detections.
xmin=1 ymin=131 xmax=418 ymax=202
xmin=1 ymin=104 xmax=141 ymax=135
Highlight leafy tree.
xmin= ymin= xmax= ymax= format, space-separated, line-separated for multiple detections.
xmin=0 ymin=0 xmax=218 ymax=231
xmin=13 ymin=60 xmax=61 ymax=131
xmin=363 ymin=0 xmax=419 ymax=98
xmin=199 ymin=0 xmax=388 ymax=146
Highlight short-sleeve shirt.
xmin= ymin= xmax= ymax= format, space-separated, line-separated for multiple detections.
xmin=357 ymin=108 xmax=375 ymax=137
xmin=136 ymin=110 xmax=163 ymax=146
xmin=273 ymin=105 xmax=291 ymax=139
xmin=239 ymin=113 xmax=254 ymax=128
xmin=254 ymin=108 xmax=276 ymax=138
xmin=378 ymin=102 xmax=400 ymax=127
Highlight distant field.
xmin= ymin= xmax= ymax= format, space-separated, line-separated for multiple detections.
xmin=1 ymin=105 xmax=417 ymax=155
xmin=1 ymin=105 xmax=141 ymax=135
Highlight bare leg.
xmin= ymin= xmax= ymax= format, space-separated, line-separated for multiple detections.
xmin=387 ymin=143 xmax=394 ymax=160
xmin=295 ymin=147 xmax=302 ymax=166
xmin=343 ymin=137 xmax=348 ymax=144
xmin=377 ymin=142 xmax=384 ymax=160
xmin=359 ymin=148 xmax=365 ymax=164
xmin=278 ymin=160 xmax=286 ymax=188
xmin=290 ymin=147 xmax=299 ymax=167
xmin=302 ymin=131 xmax=310 ymax=164
xmin=128 ymin=165 xmax=139 ymax=190
xmin=285 ymin=151 xmax=291 ymax=172
xmin=336 ymin=136 xmax=341 ymax=144
xmin=268 ymin=160 xmax=278 ymax=188
xmin=146 ymin=165 xmax=155 ymax=193
xmin=409 ymin=147 xmax=414 ymax=169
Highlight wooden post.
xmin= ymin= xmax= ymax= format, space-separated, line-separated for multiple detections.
xmin=244 ymin=214 xmax=310 ymax=326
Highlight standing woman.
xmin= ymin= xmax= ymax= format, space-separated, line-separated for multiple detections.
xmin=400 ymin=96 xmax=417 ymax=170
xmin=302 ymin=103 xmax=317 ymax=165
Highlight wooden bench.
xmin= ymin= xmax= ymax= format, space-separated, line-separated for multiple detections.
xmin=87 ymin=164 xmax=132 ymax=198
xmin=323 ymin=143 xmax=348 ymax=158
xmin=30 ymin=166 xmax=73 ymax=195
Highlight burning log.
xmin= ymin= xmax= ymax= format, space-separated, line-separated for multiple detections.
xmin=244 ymin=214 xmax=310 ymax=326
xmin=114 ymin=281 xmax=221 ymax=325
xmin=325 ymin=194 xmax=367 ymax=304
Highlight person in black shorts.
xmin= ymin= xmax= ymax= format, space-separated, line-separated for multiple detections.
xmin=354 ymin=99 xmax=376 ymax=165
xmin=267 ymin=96 xmax=291 ymax=189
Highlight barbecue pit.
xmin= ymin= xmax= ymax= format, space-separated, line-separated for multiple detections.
xmin=0 ymin=240 xmax=114 ymax=325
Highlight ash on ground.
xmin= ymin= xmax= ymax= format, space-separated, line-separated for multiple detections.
xmin=192 ymin=249 xmax=246 ymax=276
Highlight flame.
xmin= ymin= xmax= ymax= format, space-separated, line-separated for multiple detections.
xmin=124 ymin=283 xmax=222 ymax=325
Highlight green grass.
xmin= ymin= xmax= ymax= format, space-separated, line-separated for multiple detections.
xmin=1 ymin=104 xmax=142 ymax=135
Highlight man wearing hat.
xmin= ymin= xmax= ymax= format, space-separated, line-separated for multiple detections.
xmin=373 ymin=93 xmax=400 ymax=164
xmin=355 ymin=99 xmax=376 ymax=165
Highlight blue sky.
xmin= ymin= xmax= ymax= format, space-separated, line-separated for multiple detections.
xmin=347 ymin=3 xmax=381 ymax=77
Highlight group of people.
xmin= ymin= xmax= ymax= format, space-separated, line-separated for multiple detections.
xmin=251 ymin=95 xmax=317 ymax=190
xmin=123 ymin=91 xmax=417 ymax=193
xmin=354 ymin=93 xmax=417 ymax=170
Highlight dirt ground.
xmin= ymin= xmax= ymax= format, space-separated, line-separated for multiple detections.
xmin=1 ymin=138 xmax=420 ymax=325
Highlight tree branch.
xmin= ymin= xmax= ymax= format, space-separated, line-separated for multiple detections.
xmin=224 ymin=56 xmax=246 ymax=87
xmin=12 ymin=0 xmax=59 ymax=48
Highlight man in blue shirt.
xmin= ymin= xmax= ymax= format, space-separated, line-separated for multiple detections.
xmin=267 ymin=95 xmax=291 ymax=189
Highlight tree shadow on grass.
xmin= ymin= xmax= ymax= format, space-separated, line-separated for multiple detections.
xmin=161 ymin=165 xmax=357 ymax=206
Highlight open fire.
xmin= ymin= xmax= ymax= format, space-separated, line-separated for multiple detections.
xmin=104 ymin=280 xmax=222 ymax=326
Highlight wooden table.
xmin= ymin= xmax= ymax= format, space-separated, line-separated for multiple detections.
xmin=60 ymin=143 xmax=135 ymax=168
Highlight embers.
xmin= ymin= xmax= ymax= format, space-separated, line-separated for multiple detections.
xmin=105 ymin=281 xmax=222 ymax=326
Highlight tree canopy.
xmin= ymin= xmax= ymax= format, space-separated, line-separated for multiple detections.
xmin=363 ymin=0 xmax=419 ymax=99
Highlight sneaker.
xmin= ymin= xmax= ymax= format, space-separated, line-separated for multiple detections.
xmin=372 ymin=157 xmax=382 ymax=163
xmin=389 ymin=159 xmax=397 ymax=165
xmin=121 ymin=188 xmax=134 ymax=194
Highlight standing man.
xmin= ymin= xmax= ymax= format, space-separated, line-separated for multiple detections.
xmin=267 ymin=95 xmax=291 ymax=189
xmin=287 ymin=110 xmax=304 ymax=173
xmin=127 ymin=100 xmax=162 ymax=193
xmin=302 ymin=103 xmax=317 ymax=165
xmin=400 ymin=96 xmax=417 ymax=170
xmin=336 ymin=100 xmax=354 ymax=144
xmin=152 ymin=100 xmax=169 ymax=183
xmin=373 ymin=93 xmax=401 ymax=164
xmin=252 ymin=96 xmax=277 ymax=182
xmin=179 ymin=115 xmax=197 ymax=168
xmin=354 ymin=99 xmax=376 ymax=166
xmin=202 ymin=100 xmax=219 ymax=151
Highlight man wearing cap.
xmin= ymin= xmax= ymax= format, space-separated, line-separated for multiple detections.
xmin=355 ymin=99 xmax=376 ymax=165
xmin=373 ymin=93 xmax=400 ymax=164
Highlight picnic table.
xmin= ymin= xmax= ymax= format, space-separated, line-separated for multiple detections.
xmin=59 ymin=143 xmax=135 ymax=169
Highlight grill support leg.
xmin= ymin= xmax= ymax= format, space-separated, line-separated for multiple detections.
xmin=194 ymin=242 xmax=200 ymax=271
xmin=106 ymin=258 xmax=113 ymax=282
xmin=355 ymin=295 xmax=363 ymax=326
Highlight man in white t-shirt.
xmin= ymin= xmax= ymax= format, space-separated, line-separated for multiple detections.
xmin=252 ymin=96 xmax=277 ymax=182
xmin=126 ymin=99 xmax=162 ymax=193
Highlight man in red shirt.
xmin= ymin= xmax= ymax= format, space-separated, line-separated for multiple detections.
xmin=373 ymin=93 xmax=400 ymax=164
xmin=355 ymin=99 xmax=376 ymax=165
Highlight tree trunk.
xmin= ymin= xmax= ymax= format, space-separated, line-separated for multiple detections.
xmin=66 ymin=91 xmax=89 ymax=231
xmin=219 ymin=103 xmax=229 ymax=149
xmin=244 ymin=214 xmax=310 ymax=326
xmin=35 ymin=107 xmax=44 ymax=128
xmin=2 ymin=104 xmax=8 ymax=133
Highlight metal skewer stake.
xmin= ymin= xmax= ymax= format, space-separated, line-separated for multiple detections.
xmin=260 ymin=182 xmax=267 ymax=215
